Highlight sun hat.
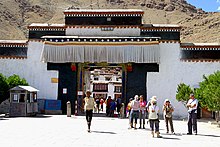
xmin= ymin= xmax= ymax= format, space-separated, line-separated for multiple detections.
xmin=190 ymin=93 xmax=194 ymax=97
xmin=129 ymin=98 xmax=133 ymax=101
xmin=151 ymin=96 xmax=157 ymax=100
xmin=151 ymin=98 xmax=157 ymax=103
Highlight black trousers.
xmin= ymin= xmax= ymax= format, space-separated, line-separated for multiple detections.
xmin=188 ymin=111 xmax=197 ymax=134
xmin=86 ymin=110 xmax=93 ymax=123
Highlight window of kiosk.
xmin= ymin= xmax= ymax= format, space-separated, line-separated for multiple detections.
xmin=33 ymin=93 xmax=37 ymax=102
xmin=27 ymin=93 xmax=30 ymax=103
xmin=12 ymin=94 xmax=19 ymax=103
xmin=19 ymin=94 xmax=25 ymax=103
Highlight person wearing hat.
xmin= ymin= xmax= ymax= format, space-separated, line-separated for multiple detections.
xmin=148 ymin=97 xmax=161 ymax=138
xmin=163 ymin=99 xmax=175 ymax=134
xmin=186 ymin=93 xmax=198 ymax=135
xmin=83 ymin=90 xmax=96 ymax=132
xmin=146 ymin=96 xmax=157 ymax=124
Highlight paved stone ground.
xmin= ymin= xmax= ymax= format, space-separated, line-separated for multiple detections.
xmin=0 ymin=115 xmax=219 ymax=147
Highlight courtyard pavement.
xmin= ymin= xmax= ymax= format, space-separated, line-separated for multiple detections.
xmin=0 ymin=114 xmax=220 ymax=147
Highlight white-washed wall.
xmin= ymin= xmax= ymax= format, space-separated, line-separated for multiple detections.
xmin=147 ymin=43 xmax=220 ymax=118
xmin=66 ymin=28 xmax=140 ymax=36
xmin=108 ymin=83 xmax=114 ymax=98
xmin=0 ymin=42 xmax=58 ymax=100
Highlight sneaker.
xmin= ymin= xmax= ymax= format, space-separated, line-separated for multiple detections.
xmin=172 ymin=132 xmax=175 ymax=134
xmin=87 ymin=129 xmax=91 ymax=133
xmin=187 ymin=133 xmax=192 ymax=135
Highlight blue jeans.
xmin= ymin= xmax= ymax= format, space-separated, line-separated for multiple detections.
xmin=130 ymin=110 xmax=139 ymax=124
xmin=149 ymin=119 xmax=159 ymax=132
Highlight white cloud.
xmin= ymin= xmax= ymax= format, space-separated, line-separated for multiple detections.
xmin=217 ymin=6 xmax=220 ymax=11
xmin=217 ymin=0 xmax=220 ymax=3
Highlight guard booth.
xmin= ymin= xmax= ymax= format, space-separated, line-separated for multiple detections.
xmin=9 ymin=86 xmax=39 ymax=117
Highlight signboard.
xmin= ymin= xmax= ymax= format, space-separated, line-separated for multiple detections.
xmin=63 ymin=88 xmax=67 ymax=94
xmin=51 ymin=78 xmax=58 ymax=83
xmin=78 ymin=91 xmax=83 ymax=95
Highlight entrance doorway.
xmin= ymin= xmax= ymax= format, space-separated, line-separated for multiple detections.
xmin=77 ymin=63 xmax=123 ymax=116
xmin=47 ymin=62 xmax=159 ymax=115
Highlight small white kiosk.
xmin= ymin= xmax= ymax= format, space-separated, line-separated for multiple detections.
xmin=9 ymin=86 xmax=39 ymax=117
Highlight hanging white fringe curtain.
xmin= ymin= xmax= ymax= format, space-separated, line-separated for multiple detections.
xmin=41 ymin=43 xmax=160 ymax=63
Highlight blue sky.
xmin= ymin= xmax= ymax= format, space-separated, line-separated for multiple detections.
xmin=187 ymin=0 xmax=220 ymax=12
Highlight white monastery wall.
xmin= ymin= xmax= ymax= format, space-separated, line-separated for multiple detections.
xmin=0 ymin=42 xmax=58 ymax=100
xmin=147 ymin=43 xmax=220 ymax=118
xmin=66 ymin=28 xmax=140 ymax=36
xmin=108 ymin=83 xmax=114 ymax=99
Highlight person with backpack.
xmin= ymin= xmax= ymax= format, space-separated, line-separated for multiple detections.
xmin=148 ymin=97 xmax=162 ymax=138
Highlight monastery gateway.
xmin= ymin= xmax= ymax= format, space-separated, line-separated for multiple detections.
xmin=0 ymin=9 xmax=220 ymax=118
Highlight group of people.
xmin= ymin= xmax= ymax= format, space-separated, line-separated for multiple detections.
xmin=83 ymin=90 xmax=198 ymax=136
xmin=94 ymin=97 xmax=105 ymax=113
xmin=105 ymin=96 xmax=122 ymax=117
xmin=126 ymin=95 xmax=165 ymax=137
xmin=126 ymin=93 xmax=198 ymax=137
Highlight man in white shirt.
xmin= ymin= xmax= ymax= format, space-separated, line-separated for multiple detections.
xmin=186 ymin=93 xmax=198 ymax=135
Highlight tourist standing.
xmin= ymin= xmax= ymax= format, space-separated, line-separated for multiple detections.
xmin=95 ymin=98 xmax=100 ymax=113
xmin=163 ymin=99 xmax=175 ymax=134
xmin=139 ymin=95 xmax=146 ymax=129
xmin=186 ymin=93 xmax=198 ymax=135
xmin=130 ymin=95 xmax=140 ymax=129
xmin=110 ymin=99 xmax=116 ymax=117
xmin=146 ymin=96 xmax=157 ymax=124
xmin=100 ymin=98 xmax=104 ymax=111
xmin=116 ymin=97 xmax=122 ymax=117
xmin=105 ymin=96 xmax=112 ymax=116
xmin=148 ymin=97 xmax=161 ymax=138
xmin=83 ymin=90 xmax=96 ymax=132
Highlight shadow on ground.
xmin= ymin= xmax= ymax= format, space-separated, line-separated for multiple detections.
xmin=92 ymin=130 xmax=117 ymax=134
xmin=196 ymin=134 xmax=220 ymax=137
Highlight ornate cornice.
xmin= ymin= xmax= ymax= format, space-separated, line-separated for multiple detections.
xmin=28 ymin=39 xmax=44 ymax=42
xmin=141 ymin=27 xmax=181 ymax=32
xmin=0 ymin=55 xmax=27 ymax=59
xmin=64 ymin=9 xmax=144 ymax=17
xmin=28 ymin=24 xmax=65 ymax=31
xmin=0 ymin=40 xmax=27 ymax=47
xmin=44 ymin=41 xmax=159 ymax=46
xmin=66 ymin=25 xmax=140 ymax=29
xmin=181 ymin=45 xmax=220 ymax=50
xmin=180 ymin=59 xmax=220 ymax=62
xmin=159 ymin=40 xmax=180 ymax=43
xmin=42 ymin=36 xmax=160 ymax=45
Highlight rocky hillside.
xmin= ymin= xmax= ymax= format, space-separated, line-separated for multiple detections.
xmin=0 ymin=0 xmax=219 ymax=43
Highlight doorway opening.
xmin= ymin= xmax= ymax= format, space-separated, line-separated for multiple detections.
xmin=77 ymin=63 xmax=124 ymax=117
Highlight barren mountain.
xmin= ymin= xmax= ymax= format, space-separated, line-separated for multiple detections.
xmin=0 ymin=0 xmax=219 ymax=43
